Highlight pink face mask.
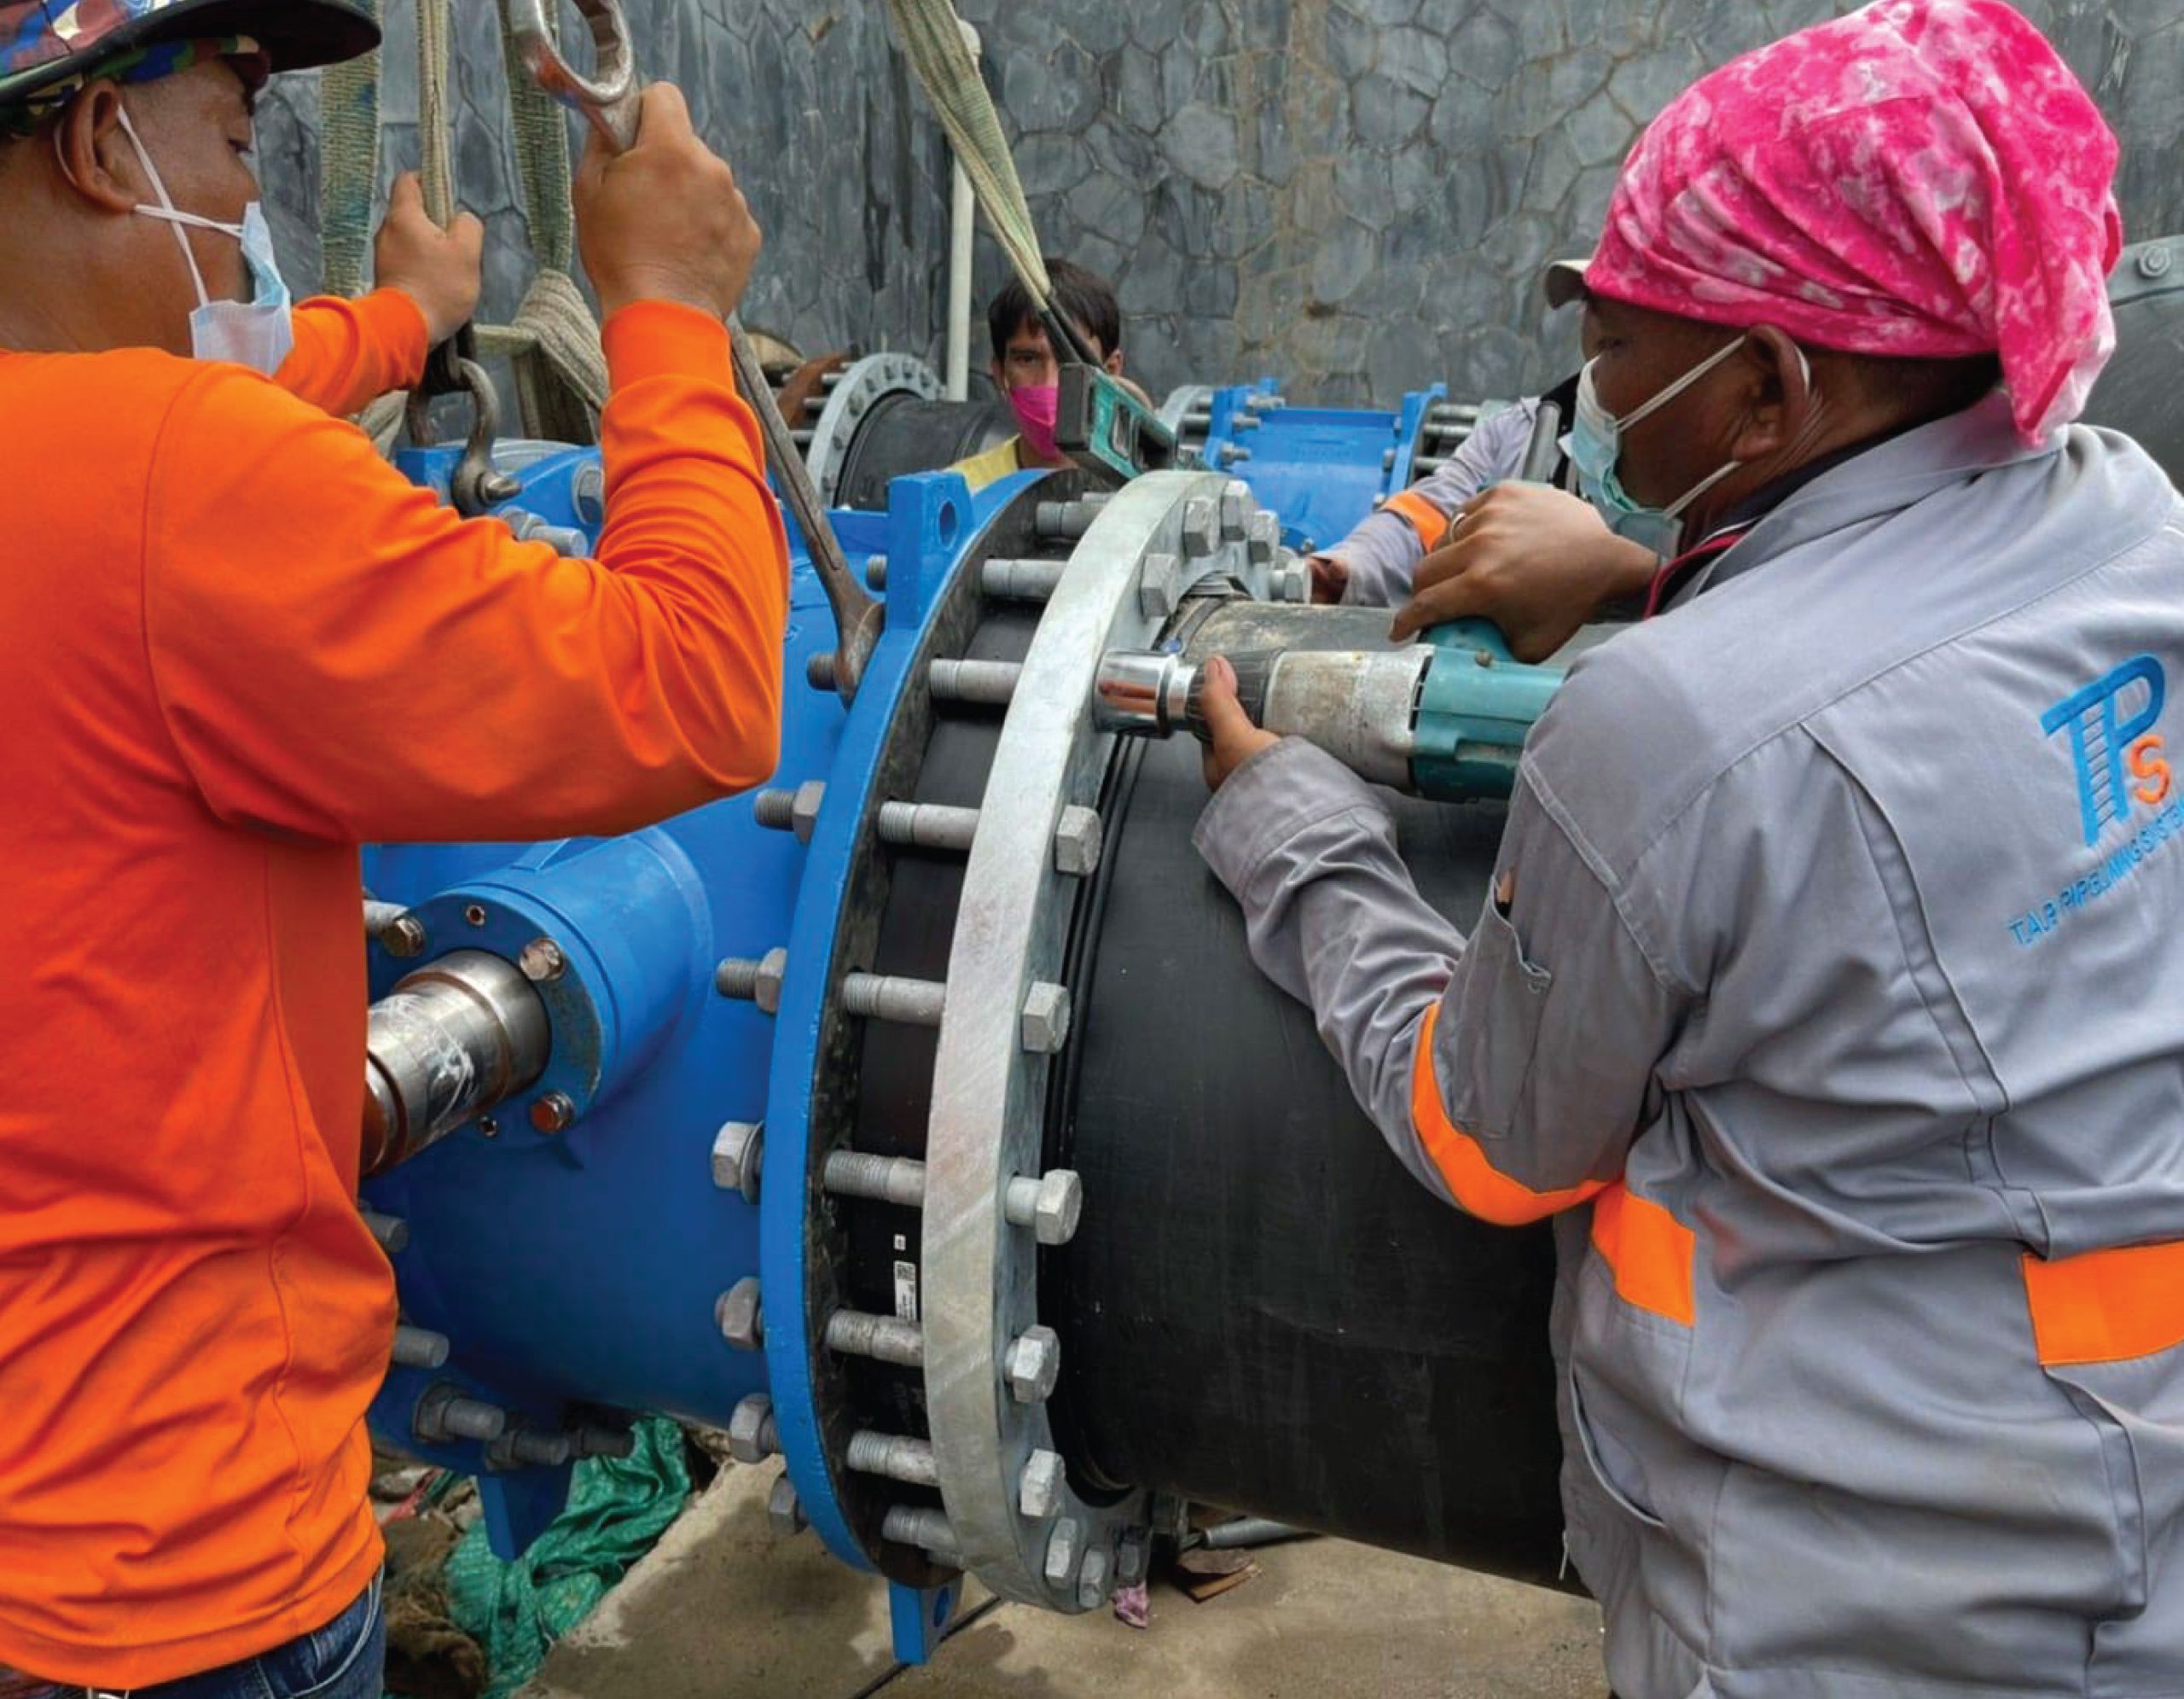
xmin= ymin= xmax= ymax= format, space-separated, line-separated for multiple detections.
xmin=1009 ymin=384 xmax=1061 ymax=463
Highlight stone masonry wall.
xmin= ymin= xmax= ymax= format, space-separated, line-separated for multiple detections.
xmin=259 ymin=0 xmax=2184 ymax=408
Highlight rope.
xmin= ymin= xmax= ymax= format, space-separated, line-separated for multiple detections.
xmin=415 ymin=0 xmax=457 ymax=228
xmin=317 ymin=0 xmax=380 ymax=300
xmin=883 ymin=0 xmax=1095 ymax=365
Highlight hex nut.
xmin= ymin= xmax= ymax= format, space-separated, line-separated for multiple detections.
xmin=1246 ymin=509 xmax=1281 ymax=566
xmin=1054 ymin=806 xmax=1104 ymax=879
xmin=1006 ymin=1324 xmax=1061 ymax=1404
xmin=712 ymin=1120 xmax=764 ymax=1202
xmin=1020 ymin=982 xmax=1073 ymax=1056
xmin=1220 ymin=480 xmax=1252 ymax=540
xmin=1027 ymin=1170 xmax=1084 ymax=1247
xmin=1043 ymin=1516 xmax=1083 ymax=1589
xmin=1272 ymin=561 xmax=1310 ymax=605
xmin=716 ymin=1277 xmax=764 ymax=1352
xmin=1077 ymin=1546 xmax=1112 ymax=1611
xmin=728 ymin=1394 xmax=777 ymax=1464
xmin=755 ymin=948 xmax=789 ymax=1016
xmin=529 ymin=1092 xmax=577 ymax=1135
xmin=768 ymin=1472 xmax=809 ymax=1539
xmin=791 ymin=781 xmax=828 ymax=845
xmin=1019 ymin=1448 xmax=1066 ymax=1520
xmin=518 ymin=936 xmax=566 ymax=983
xmin=1181 ymin=497 xmax=1220 ymax=559
xmin=1115 ymin=1532 xmax=1150 ymax=1586
xmin=380 ymin=914 xmax=427 ymax=958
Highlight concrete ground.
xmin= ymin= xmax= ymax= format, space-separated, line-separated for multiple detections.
xmin=526 ymin=1463 xmax=1605 ymax=1699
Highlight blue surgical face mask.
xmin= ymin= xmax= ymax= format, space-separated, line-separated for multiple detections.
xmin=1562 ymin=336 xmax=1807 ymax=561
xmin=119 ymin=105 xmax=293 ymax=376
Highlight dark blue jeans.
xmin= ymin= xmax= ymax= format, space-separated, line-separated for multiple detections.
xmin=85 ymin=1574 xmax=384 ymax=1699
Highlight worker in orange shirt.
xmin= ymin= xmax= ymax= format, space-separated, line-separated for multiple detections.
xmin=0 ymin=3 xmax=789 ymax=1695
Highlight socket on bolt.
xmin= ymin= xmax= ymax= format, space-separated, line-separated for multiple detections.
xmin=1020 ymin=982 xmax=1072 ymax=1056
xmin=729 ymin=1394 xmax=779 ymax=1464
xmin=712 ymin=1120 xmax=764 ymax=1202
xmin=716 ymin=1277 xmax=764 ymax=1351
xmin=1019 ymin=1447 xmax=1066 ymax=1519
xmin=1005 ymin=1324 xmax=1061 ymax=1403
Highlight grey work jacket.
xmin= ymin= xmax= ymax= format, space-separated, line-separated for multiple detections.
xmin=1197 ymin=393 xmax=2184 ymax=1697
xmin=1331 ymin=400 xmax=1540 ymax=608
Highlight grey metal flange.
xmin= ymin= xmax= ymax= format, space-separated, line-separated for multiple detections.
xmin=807 ymin=353 xmax=945 ymax=506
xmin=918 ymin=470 xmax=1276 ymax=1610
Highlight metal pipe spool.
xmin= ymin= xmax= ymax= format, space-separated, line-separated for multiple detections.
xmin=789 ymin=469 xmax=1561 ymax=1615
xmin=829 ymin=394 xmax=1018 ymax=513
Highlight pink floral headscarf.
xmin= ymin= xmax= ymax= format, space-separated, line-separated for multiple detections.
xmin=1586 ymin=0 xmax=2121 ymax=444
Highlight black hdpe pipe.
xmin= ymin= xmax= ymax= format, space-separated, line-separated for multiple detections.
xmin=1047 ymin=601 xmax=1570 ymax=1589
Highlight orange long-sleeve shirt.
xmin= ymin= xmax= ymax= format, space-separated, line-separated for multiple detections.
xmin=0 ymin=297 xmax=787 ymax=1686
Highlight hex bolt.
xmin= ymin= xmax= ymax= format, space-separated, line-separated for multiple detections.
xmin=883 ymin=1504 xmax=961 ymax=1564
xmin=769 ymin=1473 xmax=810 ymax=1539
xmin=1115 ymin=1531 xmax=1150 ymax=1586
xmin=1054 ymin=806 xmax=1104 ymax=878
xmin=929 ymin=658 xmax=1024 ymax=707
xmin=1019 ymin=1448 xmax=1066 ymax=1519
xmin=1181 ymin=497 xmax=1221 ymax=558
xmin=361 ymin=1209 xmax=409 ymax=1254
xmin=392 ymin=1324 xmax=450 ymax=1370
xmin=1006 ymin=1324 xmax=1061 ymax=1404
xmin=712 ymin=1120 xmax=764 ymax=1202
xmin=728 ymin=1394 xmax=780 ymax=1464
xmin=825 ymin=1309 xmax=925 ymax=1367
xmin=982 ymin=557 xmax=1067 ymax=602
xmin=1246 ymin=509 xmax=1281 ymax=566
xmin=1021 ymin=982 xmax=1073 ymax=1056
xmin=875 ymin=802 xmax=981 ymax=853
xmin=841 ymin=973 xmax=949 ymax=1029
xmin=572 ymin=1424 xmax=637 ymax=1459
xmin=1004 ymin=1170 xmax=1084 ymax=1247
xmin=415 ymin=1387 xmax=506 ymax=1445
xmin=753 ymin=781 xmax=828 ymax=845
xmin=1043 ymin=1516 xmax=1083 ymax=1590
xmin=865 ymin=555 xmax=889 ymax=591
xmin=1218 ymin=444 xmax=1253 ymax=467
xmin=529 ymin=1092 xmax=577 ymax=1135
xmin=1242 ymin=393 xmax=1287 ymax=414
xmin=714 ymin=947 xmax=789 ymax=1014
xmin=1414 ymin=456 xmax=1449 ymax=477
xmin=1077 ymin=1546 xmax=1112 ymax=1611
xmin=517 ymin=937 xmax=566 ymax=983
xmin=367 ymin=904 xmax=427 ymax=958
xmin=491 ymin=1428 xmax=577 ymax=1469
xmin=1271 ymin=561 xmax=1310 ymax=605
xmin=716 ymin=1277 xmax=764 ymax=1352
xmin=823 ymin=1149 xmax=927 ymax=1208
xmin=1034 ymin=500 xmax=1102 ymax=542
xmin=846 ymin=1430 xmax=939 ymax=1488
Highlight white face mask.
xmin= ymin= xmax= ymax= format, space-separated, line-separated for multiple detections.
xmin=118 ymin=105 xmax=293 ymax=376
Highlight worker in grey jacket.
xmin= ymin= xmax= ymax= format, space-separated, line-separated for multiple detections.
xmin=1195 ymin=3 xmax=2180 ymax=1695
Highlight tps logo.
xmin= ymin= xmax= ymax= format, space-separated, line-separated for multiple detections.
xmin=2042 ymin=655 xmax=2172 ymax=847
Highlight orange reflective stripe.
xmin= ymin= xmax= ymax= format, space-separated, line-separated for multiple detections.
xmin=1381 ymin=487 xmax=1452 ymax=550
xmin=2022 ymin=1239 xmax=2184 ymax=1366
xmin=1589 ymin=1182 xmax=1697 ymax=1327
xmin=1409 ymin=1004 xmax=1606 ymax=1225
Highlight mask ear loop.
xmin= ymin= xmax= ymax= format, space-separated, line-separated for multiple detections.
xmin=117 ymin=104 xmax=213 ymax=307
xmin=1615 ymin=333 xmax=1750 ymax=433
